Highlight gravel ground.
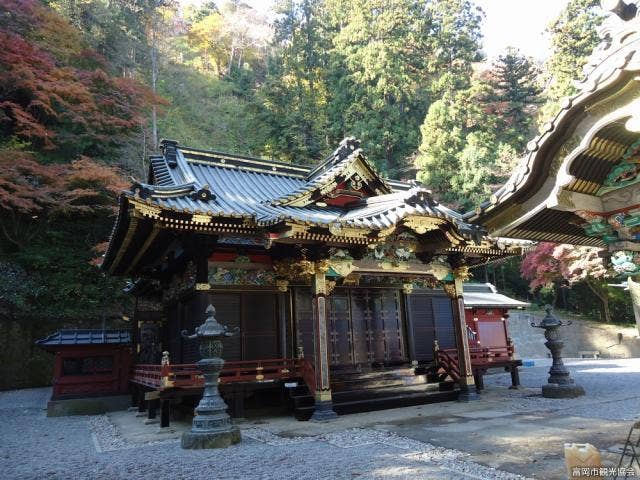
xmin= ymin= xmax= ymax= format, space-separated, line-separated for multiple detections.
xmin=484 ymin=358 xmax=640 ymax=420
xmin=2 ymin=359 xmax=639 ymax=480
xmin=0 ymin=391 xmax=527 ymax=480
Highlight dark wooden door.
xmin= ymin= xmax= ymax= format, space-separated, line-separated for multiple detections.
xmin=379 ymin=290 xmax=404 ymax=363
xmin=405 ymin=292 xmax=456 ymax=361
xmin=211 ymin=293 xmax=242 ymax=361
xmin=241 ymin=292 xmax=278 ymax=360
xmin=349 ymin=290 xmax=370 ymax=365
xmin=182 ymin=292 xmax=278 ymax=362
xmin=293 ymin=288 xmax=315 ymax=365
xmin=328 ymin=290 xmax=353 ymax=366
xmin=328 ymin=288 xmax=406 ymax=367
xmin=432 ymin=296 xmax=456 ymax=349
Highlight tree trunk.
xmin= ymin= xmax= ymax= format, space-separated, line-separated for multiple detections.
xmin=585 ymin=278 xmax=611 ymax=323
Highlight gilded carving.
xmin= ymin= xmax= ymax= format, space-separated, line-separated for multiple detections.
xmin=273 ymin=259 xmax=316 ymax=280
xmin=326 ymin=280 xmax=337 ymax=295
xmin=402 ymin=216 xmax=444 ymax=234
xmin=276 ymin=279 xmax=289 ymax=292
xmin=453 ymin=265 xmax=471 ymax=282
xmin=133 ymin=201 xmax=162 ymax=219
xmin=442 ymin=283 xmax=457 ymax=299
xmin=315 ymin=259 xmax=331 ymax=274
xmin=423 ymin=256 xmax=452 ymax=281
xmin=191 ymin=213 xmax=212 ymax=224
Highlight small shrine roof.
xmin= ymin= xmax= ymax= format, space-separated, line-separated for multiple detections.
xmin=463 ymin=283 xmax=530 ymax=309
xmin=36 ymin=330 xmax=132 ymax=347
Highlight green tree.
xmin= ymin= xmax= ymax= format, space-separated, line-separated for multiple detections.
xmin=486 ymin=48 xmax=542 ymax=152
xmin=259 ymin=0 xmax=331 ymax=163
xmin=327 ymin=0 xmax=483 ymax=176
xmin=539 ymin=0 xmax=604 ymax=121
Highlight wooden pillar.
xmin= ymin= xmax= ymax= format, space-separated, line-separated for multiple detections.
xmin=147 ymin=398 xmax=158 ymax=419
xmin=137 ymin=389 xmax=147 ymax=413
xmin=193 ymin=239 xmax=211 ymax=311
xmin=310 ymin=264 xmax=337 ymax=421
xmin=277 ymin=292 xmax=288 ymax=358
xmin=160 ymin=399 xmax=171 ymax=428
xmin=445 ymin=276 xmax=478 ymax=401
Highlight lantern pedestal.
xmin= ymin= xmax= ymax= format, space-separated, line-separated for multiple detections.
xmin=181 ymin=306 xmax=241 ymax=449
xmin=182 ymin=429 xmax=241 ymax=449
xmin=531 ymin=306 xmax=585 ymax=399
xmin=541 ymin=383 xmax=585 ymax=399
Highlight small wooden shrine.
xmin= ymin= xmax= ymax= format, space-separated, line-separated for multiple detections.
xmin=468 ymin=1 xmax=640 ymax=272
xmin=102 ymin=137 xmax=522 ymax=420
xmin=462 ymin=283 xmax=529 ymax=390
xmin=36 ymin=330 xmax=132 ymax=415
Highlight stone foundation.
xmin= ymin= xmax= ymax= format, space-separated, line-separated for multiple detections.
xmin=47 ymin=394 xmax=131 ymax=417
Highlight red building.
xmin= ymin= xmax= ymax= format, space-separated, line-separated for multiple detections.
xmin=462 ymin=283 xmax=529 ymax=390
xmin=37 ymin=330 xmax=132 ymax=416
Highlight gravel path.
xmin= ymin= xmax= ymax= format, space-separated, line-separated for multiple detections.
xmin=2 ymin=359 xmax=640 ymax=480
xmin=0 ymin=390 xmax=528 ymax=480
xmin=484 ymin=358 xmax=640 ymax=420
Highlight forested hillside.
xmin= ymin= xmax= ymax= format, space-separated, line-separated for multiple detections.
xmin=0 ymin=0 xmax=615 ymax=389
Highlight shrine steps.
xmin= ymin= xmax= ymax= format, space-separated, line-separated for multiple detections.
xmin=289 ymin=367 xmax=458 ymax=420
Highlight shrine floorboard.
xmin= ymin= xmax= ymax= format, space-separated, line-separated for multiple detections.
xmin=2 ymin=358 xmax=640 ymax=480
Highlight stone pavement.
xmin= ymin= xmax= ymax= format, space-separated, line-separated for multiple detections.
xmin=2 ymin=358 xmax=640 ymax=479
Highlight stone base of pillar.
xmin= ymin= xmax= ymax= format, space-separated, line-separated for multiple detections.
xmin=457 ymin=386 xmax=479 ymax=402
xmin=311 ymin=400 xmax=338 ymax=422
xmin=542 ymin=383 xmax=585 ymax=399
xmin=181 ymin=427 xmax=241 ymax=449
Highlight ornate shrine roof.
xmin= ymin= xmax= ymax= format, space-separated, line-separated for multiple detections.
xmin=103 ymin=138 xmax=513 ymax=277
xmin=135 ymin=137 xmax=475 ymax=232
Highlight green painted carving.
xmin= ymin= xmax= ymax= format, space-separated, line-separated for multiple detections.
xmin=584 ymin=219 xmax=612 ymax=236
xmin=611 ymin=251 xmax=640 ymax=277
xmin=599 ymin=139 xmax=640 ymax=195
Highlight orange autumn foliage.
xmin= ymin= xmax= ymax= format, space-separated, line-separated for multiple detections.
xmin=0 ymin=0 xmax=163 ymax=156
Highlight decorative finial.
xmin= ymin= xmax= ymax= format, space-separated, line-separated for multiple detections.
xmin=601 ymin=0 xmax=638 ymax=20
xmin=206 ymin=304 xmax=215 ymax=315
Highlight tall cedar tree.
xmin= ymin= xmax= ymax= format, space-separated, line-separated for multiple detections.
xmin=328 ymin=0 xmax=484 ymax=176
xmin=539 ymin=0 xmax=603 ymax=122
xmin=260 ymin=0 xmax=331 ymax=163
xmin=486 ymin=48 xmax=541 ymax=153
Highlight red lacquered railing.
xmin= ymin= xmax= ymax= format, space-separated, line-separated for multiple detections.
xmin=435 ymin=349 xmax=461 ymax=382
xmin=132 ymin=357 xmax=316 ymax=392
xmin=436 ymin=343 xmax=517 ymax=381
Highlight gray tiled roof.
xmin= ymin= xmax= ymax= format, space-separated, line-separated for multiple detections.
xmin=36 ymin=330 xmax=131 ymax=346
xmin=462 ymin=283 xmax=529 ymax=308
xmin=130 ymin=138 xmax=482 ymax=239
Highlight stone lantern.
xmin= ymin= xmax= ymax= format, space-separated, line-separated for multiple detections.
xmin=531 ymin=305 xmax=585 ymax=398
xmin=181 ymin=304 xmax=241 ymax=449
